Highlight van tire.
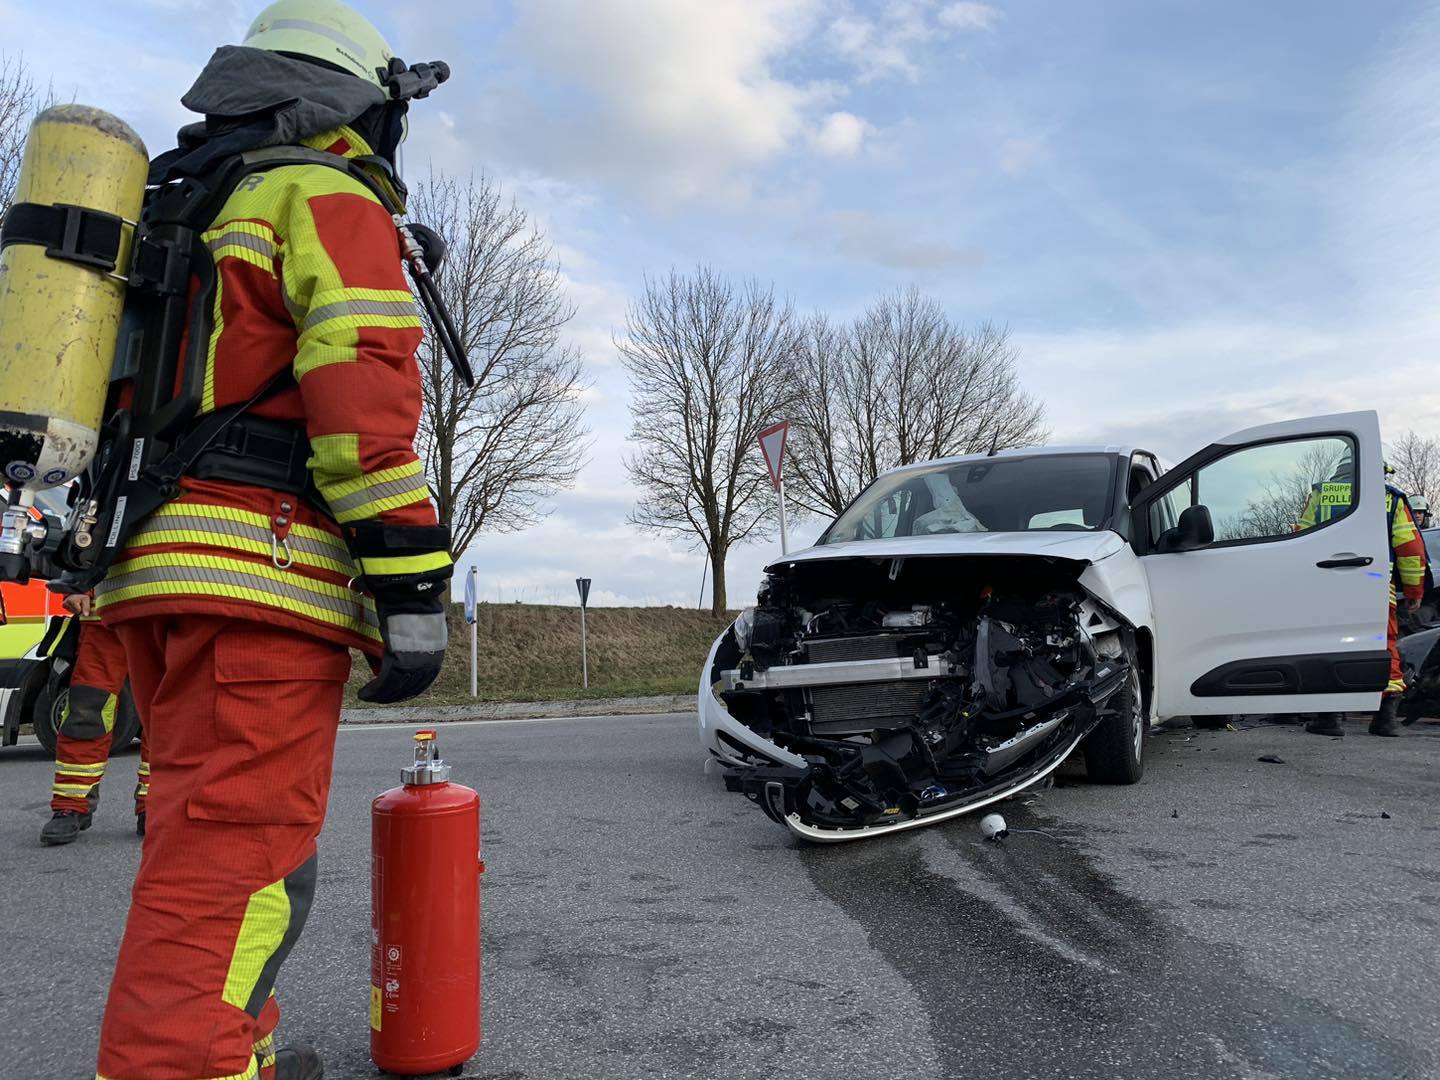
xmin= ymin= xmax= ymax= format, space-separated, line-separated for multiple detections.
xmin=1083 ymin=656 xmax=1145 ymax=784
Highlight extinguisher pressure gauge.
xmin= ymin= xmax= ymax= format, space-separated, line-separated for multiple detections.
xmin=401 ymin=729 xmax=452 ymax=786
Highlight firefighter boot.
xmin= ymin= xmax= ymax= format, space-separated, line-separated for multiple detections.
xmin=40 ymin=810 xmax=93 ymax=846
xmin=135 ymin=812 xmax=146 ymax=838
xmin=1305 ymin=714 xmax=1345 ymax=737
xmin=1369 ymin=696 xmax=1401 ymax=737
xmin=273 ymin=1044 xmax=324 ymax=1080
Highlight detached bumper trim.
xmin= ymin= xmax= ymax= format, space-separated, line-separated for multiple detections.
xmin=778 ymin=731 xmax=1087 ymax=844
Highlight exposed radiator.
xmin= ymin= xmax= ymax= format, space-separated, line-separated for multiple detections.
xmin=805 ymin=633 xmax=911 ymax=664
xmin=809 ymin=680 xmax=934 ymax=735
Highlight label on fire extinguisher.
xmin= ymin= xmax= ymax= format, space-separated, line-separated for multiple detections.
xmin=370 ymin=985 xmax=382 ymax=1032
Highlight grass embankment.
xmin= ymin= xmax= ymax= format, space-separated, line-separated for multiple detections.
xmin=345 ymin=603 xmax=737 ymax=707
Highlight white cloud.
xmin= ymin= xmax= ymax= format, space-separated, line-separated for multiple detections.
xmin=826 ymin=11 xmax=924 ymax=82
xmin=938 ymin=2 xmax=999 ymax=31
xmin=500 ymin=0 xmax=834 ymax=203
xmin=812 ymin=110 xmax=871 ymax=157
xmin=826 ymin=1 xmax=998 ymax=83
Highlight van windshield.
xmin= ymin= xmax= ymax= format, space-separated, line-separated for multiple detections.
xmin=821 ymin=454 xmax=1118 ymax=545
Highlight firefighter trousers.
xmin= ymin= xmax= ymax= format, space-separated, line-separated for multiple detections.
xmin=96 ymin=615 xmax=352 ymax=1080
xmin=1386 ymin=598 xmax=1404 ymax=696
xmin=51 ymin=620 xmax=150 ymax=816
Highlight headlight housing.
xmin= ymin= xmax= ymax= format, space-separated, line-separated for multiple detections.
xmin=733 ymin=606 xmax=757 ymax=653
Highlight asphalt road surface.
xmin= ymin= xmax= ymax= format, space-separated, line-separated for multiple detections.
xmin=0 ymin=713 xmax=1437 ymax=1080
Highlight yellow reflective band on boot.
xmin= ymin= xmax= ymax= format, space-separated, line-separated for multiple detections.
xmin=1387 ymin=678 xmax=1407 ymax=694
xmin=223 ymin=879 xmax=292 ymax=1013
xmin=52 ymin=781 xmax=95 ymax=798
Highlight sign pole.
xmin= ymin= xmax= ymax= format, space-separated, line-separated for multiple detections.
xmin=778 ymin=478 xmax=789 ymax=555
xmin=466 ymin=567 xmax=478 ymax=698
xmin=576 ymin=577 xmax=592 ymax=690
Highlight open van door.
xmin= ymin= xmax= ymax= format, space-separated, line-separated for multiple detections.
xmin=1132 ymin=411 xmax=1389 ymax=717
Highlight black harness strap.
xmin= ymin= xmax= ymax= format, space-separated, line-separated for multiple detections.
xmin=0 ymin=202 xmax=127 ymax=273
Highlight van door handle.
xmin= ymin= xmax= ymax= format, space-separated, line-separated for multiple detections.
xmin=1316 ymin=555 xmax=1373 ymax=569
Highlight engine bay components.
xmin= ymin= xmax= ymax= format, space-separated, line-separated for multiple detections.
xmin=708 ymin=555 xmax=1132 ymax=840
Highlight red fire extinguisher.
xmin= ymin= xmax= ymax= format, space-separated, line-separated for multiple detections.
xmin=371 ymin=729 xmax=483 ymax=1076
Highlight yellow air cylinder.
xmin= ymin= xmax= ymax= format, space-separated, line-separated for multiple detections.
xmin=0 ymin=104 xmax=148 ymax=492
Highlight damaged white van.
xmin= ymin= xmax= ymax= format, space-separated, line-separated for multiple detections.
xmin=699 ymin=412 xmax=1391 ymax=842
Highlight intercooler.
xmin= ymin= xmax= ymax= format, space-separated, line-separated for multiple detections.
xmin=808 ymin=680 xmax=934 ymax=735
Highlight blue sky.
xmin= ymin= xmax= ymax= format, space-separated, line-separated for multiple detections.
xmin=5 ymin=0 xmax=1437 ymax=607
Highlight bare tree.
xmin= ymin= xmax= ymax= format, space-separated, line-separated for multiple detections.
xmin=1389 ymin=430 xmax=1439 ymax=506
xmin=409 ymin=172 xmax=588 ymax=577
xmin=0 ymin=54 xmax=40 ymax=218
xmin=1222 ymin=441 xmax=1345 ymax=541
xmin=787 ymin=288 xmax=1048 ymax=517
xmin=620 ymin=267 xmax=798 ymax=613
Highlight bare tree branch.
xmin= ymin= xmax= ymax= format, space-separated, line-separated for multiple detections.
xmin=408 ymin=172 xmax=590 ymax=574
xmin=1389 ymin=430 xmax=1440 ymax=508
xmin=1221 ymin=442 xmax=1345 ymax=540
xmin=0 ymin=53 xmax=40 ymax=219
xmin=619 ymin=266 xmax=799 ymax=613
xmin=787 ymin=288 xmax=1048 ymax=518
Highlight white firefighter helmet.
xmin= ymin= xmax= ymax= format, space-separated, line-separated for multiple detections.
xmin=243 ymin=0 xmax=395 ymax=89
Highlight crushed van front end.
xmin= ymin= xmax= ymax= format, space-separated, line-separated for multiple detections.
xmin=700 ymin=554 xmax=1133 ymax=842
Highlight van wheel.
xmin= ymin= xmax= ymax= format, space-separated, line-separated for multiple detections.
xmin=1083 ymin=657 xmax=1145 ymax=784
xmin=30 ymin=681 xmax=62 ymax=756
xmin=31 ymin=677 xmax=140 ymax=758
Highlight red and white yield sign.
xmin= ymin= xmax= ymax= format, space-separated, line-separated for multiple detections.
xmin=757 ymin=420 xmax=791 ymax=553
xmin=757 ymin=421 xmax=789 ymax=491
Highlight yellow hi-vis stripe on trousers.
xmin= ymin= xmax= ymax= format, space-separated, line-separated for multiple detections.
xmin=97 ymin=1059 xmax=258 ymax=1080
xmin=223 ymin=856 xmax=318 ymax=1017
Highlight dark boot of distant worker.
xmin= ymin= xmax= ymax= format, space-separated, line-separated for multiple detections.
xmin=273 ymin=1043 xmax=323 ymax=1080
xmin=40 ymin=809 xmax=92 ymax=845
xmin=1305 ymin=714 xmax=1345 ymax=737
xmin=1369 ymin=696 xmax=1401 ymax=737
xmin=135 ymin=812 xmax=146 ymax=838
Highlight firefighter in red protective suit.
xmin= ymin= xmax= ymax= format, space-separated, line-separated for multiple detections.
xmin=91 ymin=4 xmax=453 ymax=1078
xmin=40 ymin=585 xmax=150 ymax=845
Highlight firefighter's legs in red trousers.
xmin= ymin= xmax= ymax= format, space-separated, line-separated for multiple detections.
xmin=96 ymin=615 xmax=351 ymax=1080
xmin=1371 ymin=599 xmax=1406 ymax=736
xmin=44 ymin=621 xmax=149 ymax=846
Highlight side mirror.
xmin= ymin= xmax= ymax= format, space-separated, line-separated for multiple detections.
xmin=1157 ymin=504 xmax=1214 ymax=553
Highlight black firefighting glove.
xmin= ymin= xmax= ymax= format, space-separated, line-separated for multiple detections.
xmin=345 ymin=523 xmax=453 ymax=705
